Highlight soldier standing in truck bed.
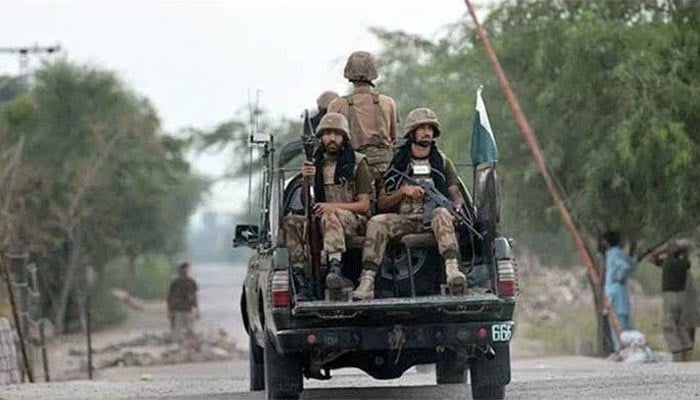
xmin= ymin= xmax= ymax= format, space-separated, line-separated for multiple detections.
xmin=328 ymin=51 xmax=398 ymax=203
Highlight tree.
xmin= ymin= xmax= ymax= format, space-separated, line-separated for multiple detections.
xmin=0 ymin=60 xmax=207 ymax=332
xmin=373 ymin=0 xmax=700 ymax=354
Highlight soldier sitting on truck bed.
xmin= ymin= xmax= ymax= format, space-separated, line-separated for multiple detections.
xmin=353 ymin=108 xmax=466 ymax=300
xmin=284 ymin=112 xmax=373 ymax=301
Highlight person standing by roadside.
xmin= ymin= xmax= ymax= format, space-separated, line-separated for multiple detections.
xmin=166 ymin=262 xmax=199 ymax=345
xmin=600 ymin=231 xmax=637 ymax=351
xmin=649 ymin=239 xmax=700 ymax=361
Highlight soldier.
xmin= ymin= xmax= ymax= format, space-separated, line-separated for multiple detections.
xmin=310 ymin=90 xmax=339 ymax=131
xmin=353 ymin=108 xmax=466 ymax=300
xmin=328 ymin=51 xmax=398 ymax=198
xmin=284 ymin=112 xmax=372 ymax=300
xmin=649 ymin=240 xmax=700 ymax=361
xmin=166 ymin=262 xmax=199 ymax=344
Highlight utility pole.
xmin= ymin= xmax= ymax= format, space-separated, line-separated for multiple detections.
xmin=0 ymin=43 xmax=61 ymax=75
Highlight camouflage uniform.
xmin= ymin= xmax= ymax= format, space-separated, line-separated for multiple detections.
xmin=283 ymin=112 xmax=372 ymax=271
xmin=284 ymin=208 xmax=366 ymax=266
xmin=328 ymin=51 xmax=398 ymax=203
xmin=362 ymin=208 xmax=458 ymax=268
xmin=354 ymin=108 xmax=465 ymax=300
xmin=167 ymin=276 xmax=198 ymax=344
xmin=361 ymin=159 xmax=460 ymax=270
xmin=653 ymin=242 xmax=700 ymax=361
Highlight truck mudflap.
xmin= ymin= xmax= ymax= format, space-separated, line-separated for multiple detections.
xmin=275 ymin=321 xmax=514 ymax=353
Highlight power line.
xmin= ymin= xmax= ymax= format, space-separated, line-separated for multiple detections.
xmin=0 ymin=43 xmax=62 ymax=75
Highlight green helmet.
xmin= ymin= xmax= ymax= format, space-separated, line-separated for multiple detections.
xmin=316 ymin=90 xmax=338 ymax=110
xmin=343 ymin=51 xmax=378 ymax=83
xmin=403 ymin=107 xmax=441 ymax=138
xmin=316 ymin=112 xmax=350 ymax=139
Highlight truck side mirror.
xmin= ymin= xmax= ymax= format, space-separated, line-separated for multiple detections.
xmin=233 ymin=224 xmax=260 ymax=248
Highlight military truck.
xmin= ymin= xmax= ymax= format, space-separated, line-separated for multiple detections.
xmin=235 ymin=127 xmax=517 ymax=400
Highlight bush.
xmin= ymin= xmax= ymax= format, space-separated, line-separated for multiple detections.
xmin=131 ymin=255 xmax=172 ymax=300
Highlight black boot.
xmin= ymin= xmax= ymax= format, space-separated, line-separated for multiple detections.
xmin=325 ymin=259 xmax=352 ymax=290
xmin=291 ymin=268 xmax=314 ymax=301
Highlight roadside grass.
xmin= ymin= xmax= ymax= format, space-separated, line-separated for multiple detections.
xmin=521 ymin=288 xmax=667 ymax=355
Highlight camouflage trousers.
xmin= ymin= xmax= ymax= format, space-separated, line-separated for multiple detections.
xmin=358 ymin=146 xmax=393 ymax=207
xmin=362 ymin=207 xmax=458 ymax=270
xmin=171 ymin=311 xmax=195 ymax=346
xmin=663 ymin=290 xmax=698 ymax=353
xmin=284 ymin=209 xmax=367 ymax=265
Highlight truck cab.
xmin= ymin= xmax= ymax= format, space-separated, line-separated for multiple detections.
xmin=236 ymin=136 xmax=517 ymax=400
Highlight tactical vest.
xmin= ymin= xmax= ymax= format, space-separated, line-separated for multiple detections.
xmin=322 ymin=152 xmax=367 ymax=205
xmin=344 ymin=93 xmax=391 ymax=148
xmin=399 ymin=158 xmax=434 ymax=216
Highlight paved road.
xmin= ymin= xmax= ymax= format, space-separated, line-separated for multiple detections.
xmin=2 ymin=357 xmax=700 ymax=399
xmin=3 ymin=263 xmax=700 ymax=399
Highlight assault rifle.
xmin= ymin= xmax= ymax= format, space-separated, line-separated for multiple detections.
xmin=301 ymin=110 xmax=323 ymax=297
xmin=389 ymin=168 xmax=482 ymax=239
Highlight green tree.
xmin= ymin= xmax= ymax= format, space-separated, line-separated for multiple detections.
xmin=0 ymin=60 xmax=206 ymax=332
xmin=375 ymin=0 xmax=700 ymax=259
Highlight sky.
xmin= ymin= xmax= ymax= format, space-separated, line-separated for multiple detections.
xmin=1 ymin=0 xmax=492 ymax=213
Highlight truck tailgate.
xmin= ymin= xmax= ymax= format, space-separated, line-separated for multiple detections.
xmin=291 ymin=294 xmax=513 ymax=326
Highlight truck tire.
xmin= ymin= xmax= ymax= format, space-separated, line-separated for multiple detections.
xmin=436 ymin=350 xmax=467 ymax=384
xmin=249 ymin=334 xmax=265 ymax=391
xmin=469 ymin=343 xmax=510 ymax=400
xmin=264 ymin=333 xmax=303 ymax=400
xmin=471 ymin=384 xmax=505 ymax=400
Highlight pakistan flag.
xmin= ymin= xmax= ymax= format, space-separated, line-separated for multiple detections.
xmin=471 ymin=86 xmax=499 ymax=166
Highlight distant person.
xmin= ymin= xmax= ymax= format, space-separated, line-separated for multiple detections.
xmin=649 ymin=239 xmax=700 ymax=361
xmin=166 ymin=262 xmax=199 ymax=344
xmin=600 ymin=231 xmax=637 ymax=351
xmin=310 ymin=90 xmax=338 ymax=131
xmin=328 ymin=51 xmax=398 ymax=203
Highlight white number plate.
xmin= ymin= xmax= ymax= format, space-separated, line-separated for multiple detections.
xmin=491 ymin=324 xmax=513 ymax=342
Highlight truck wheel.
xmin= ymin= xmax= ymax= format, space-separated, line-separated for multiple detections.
xmin=249 ymin=334 xmax=265 ymax=391
xmin=471 ymin=384 xmax=505 ymax=400
xmin=469 ymin=343 xmax=510 ymax=400
xmin=436 ymin=350 xmax=467 ymax=384
xmin=264 ymin=333 xmax=303 ymax=400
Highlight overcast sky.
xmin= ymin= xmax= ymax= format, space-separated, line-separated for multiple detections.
xmin=1 ymin=0 xmax=491 ymax=213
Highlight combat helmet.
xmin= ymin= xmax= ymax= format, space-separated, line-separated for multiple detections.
xmin=316 ymin=91 xmax=338 ymax=110
xmin=343 ymin=51 xmax=378 ymax=83
xmin=316 ymin=112 xmax=350 ymax=139
xmin=403 ymin=107 xmax=441 ymax=138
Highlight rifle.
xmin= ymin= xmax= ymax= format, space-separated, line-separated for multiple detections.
xmin=388 ymin=168 xmax=482 ymax=239
xmin=301 ymin=110 xmax=323 ymax=297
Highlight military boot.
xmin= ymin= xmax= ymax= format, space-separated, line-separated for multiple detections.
xmin=291 ymin=267 xmax=314 ymax=302
xmin=445 ymin=258 xmax=467 ymax=294
xmin=325 ymin=259 xmax=352 ymax=290
xmin=352 ymin=270 xmax=376 ymax=300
